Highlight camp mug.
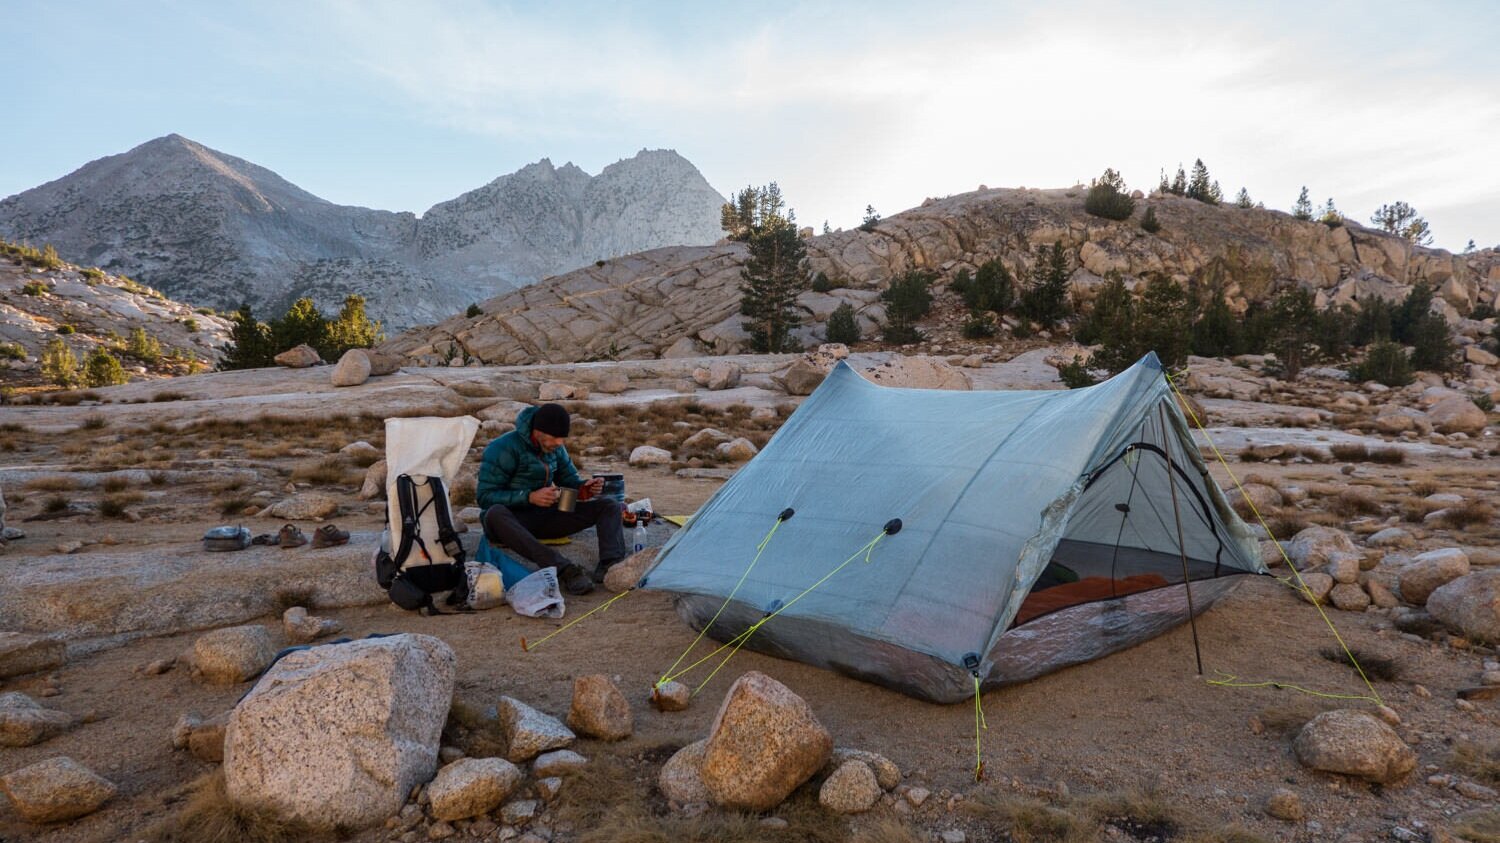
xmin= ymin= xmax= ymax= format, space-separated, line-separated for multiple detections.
xmin=555 ymin=487 xmax=578 ymax=513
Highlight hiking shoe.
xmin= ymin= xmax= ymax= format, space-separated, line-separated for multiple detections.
xmin=311 ymin=524 xmax=350 ymax=549
xmin=558 ymin=564 xmax=595 ymax=596
xmin=250 ymin=532 xmax=278 ymax=546
xmin=277 ymin=524 xmax=308 ymax=549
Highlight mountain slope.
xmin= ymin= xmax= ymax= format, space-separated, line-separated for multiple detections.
xmin=379 ymin=186 xmax=1500 ymax=366
xmin=0 ymin=137 xmax=726 ymax=328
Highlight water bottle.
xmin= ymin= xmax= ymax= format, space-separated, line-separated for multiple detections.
xmin=632 ymin=522 xmax=647 ymax=554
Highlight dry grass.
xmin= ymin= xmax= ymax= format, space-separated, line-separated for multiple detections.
xmin=1399 ymin=496 xmax=1444 ymax=523
xmin=217 ymin=495 xmax=253 ymax=517
xmin=963 ymin=793 xmax=1095 ymax=842
xmin=1080 ymin=787 xmax=1180 ymax=839
xmin=1438 ymin=500 xmax=1495 ymax=530
xmin=1179 ymin=828 xmax=1274 ymax=843
xmin=1329 ymin=442 xmax=1404 ymax=464
xmin=246 ymin=443 xmax=296 ymax=460
xmin=25 ymin=474 xmax=82 ymax=491
xmin=1454 ymin=810 xmax=1500 ymax=843
xmin=1318 ymin=647 xmax=1401 ymax=681
xmin=849 ymin=818 xmax=925 ymax=843
xmin=1328 ymin=489 xmax=1383 ymax=517
xmin=44 ymin=495 xmax=71 ymax=513
xmin=100 ymin=492 xmax=143 ymax=519
xmin=101 ymin=475 xmax=130 ymax=493
xmin=1409 ymin=477 xmax=1441 ymax=497
xmin=152 ymin=390 xmax=188 ymax=402
xmin=289 ymin=457 xmax=358 ymax=486
xmin=1260 ymin=510 xmax=1311 ymax=540
xmin=81 ymin=413 xmax=108 ymax=430
xmin=140 ymin=770 xmax=339 ymax=843
xmin=1453 ymin=740 xmax=1500 ymax=785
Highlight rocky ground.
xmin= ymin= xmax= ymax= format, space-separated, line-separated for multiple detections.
xmin=0 ymin=345 xmax=1497 ymax=843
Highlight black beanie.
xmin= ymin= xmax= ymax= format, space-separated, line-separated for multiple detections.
xmin=532 ymin=403 xmax=571 ymax=438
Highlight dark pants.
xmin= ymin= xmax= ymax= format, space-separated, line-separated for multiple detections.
xmin=483 ymin=499 xmax=626 ymax=573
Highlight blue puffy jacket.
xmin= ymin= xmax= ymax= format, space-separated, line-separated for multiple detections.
xmin=476 ymin=406 xmax=584 ymax=510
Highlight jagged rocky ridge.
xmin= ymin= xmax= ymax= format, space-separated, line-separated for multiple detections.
xmin=0 ymin=136 xmax=726 ymax=329
xmin=379 ymin=187 xmax=1500 ymax=366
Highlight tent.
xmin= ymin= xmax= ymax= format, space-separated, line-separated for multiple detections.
xmin=639 ymin=353 xmax=1267 ymax=703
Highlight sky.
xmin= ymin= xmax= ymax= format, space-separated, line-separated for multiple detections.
xmin=4 ymin=1 xmax=1499 ymax=252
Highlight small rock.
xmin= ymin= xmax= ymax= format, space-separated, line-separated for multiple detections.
xmin=264 ymin=492 xmax=340 ymax=520
xmin=939 ymin=830 xmax=967 ymax=843
xmin=905 ymin=786 xmax=930 ymax=807
xmin=1330 ymin=583 xmax=1372 ymax=612
xmin=1366 ymin=580 xmax=1400 ymax=609
xmin=566 ymin=675 xmax=632 ymax=741
xmin=497 ymin=697 xmax=574 ymax=763
xmin=595 ymin=373 xmax=629 ymax=395
xmin=340 ymin=440 xmax=381 ymax=461
xmin=818 ymin=760 xmax=880 ymax=814
xmin=1427 ymin=570 xmax=1500 ymax=643
xmin=538 ymin=382 xmax=584 ymax=401
xmin=500 ymin=799 xmax=540 ymax=825
xmin=628 ymin=446 xmax=672 ymax=467
xmin=1326 ymin=555 xmax=1360 ymax=585
xmin=189 ymin=625 xmax=275 ymax=685
xmin=1366 ymin=527 xmax=1413 ymax=549
xmin=682 ymin=428 xmax=732 ymax=449
xmin=716 ymin=438 xmax=758 ymax=462
xmin=143 ymin=657 xmax=175 ymax=675
xmin=0 ymin=692 xmax=77 ymax=747
xmin=652 ymin=680 xmax=691 ymax=712
xmin=438 ymin=746 xmax=465 ymax=765
xmin=173 ymin=711 xmax=230 ymax=762
xmin=706 ymin=361 xmax=741 ymax=391
xmin=1287 ymin=526 xmax=1361 ymax=569
xmin=1455 ymin=780 xmax=1499 ymax=800
xmin=760 ymin=816 xmax=789 ymax=829
xmin=427 ymin=758 xmax=524 ymax=822
xmin=274 ymin=344 xmax=322 ymax=368
xmin=1301 ymin=573 xmax=1335 ymax=605
xmin=829 ymin=748 xmax=901 ymax=791
xmin=603 ymin=547 xmax=657 ymax=593
xmin=1264 ymin=788 xmax=1304 ymax=822
xmin=359 ymin=460 xmax=388 ymax=500
xmin=532 ymin=750 xmax=588 ymax=778
xmin=55 ymin=540 xmax=83 ymax=554
xmin=427 ymin=820 xmax=456 ymax=840
xmin=0 ymin=756 xmax=116 ymax=823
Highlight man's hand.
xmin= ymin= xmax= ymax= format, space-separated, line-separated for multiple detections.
xmin=582 ymin=477 xmax=605 ymax=499
xmin=529 ymin=485 xmax=560 ymax=508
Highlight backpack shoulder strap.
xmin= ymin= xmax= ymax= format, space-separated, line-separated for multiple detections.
xmin=425 ymin=476 xmax=468 ymax=567
xmin=392 ymin=474 xmax=419 ymax=569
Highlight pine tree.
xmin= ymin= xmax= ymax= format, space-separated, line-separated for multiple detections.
xmin=1140 ymin=206 xmax=1161 ymax=234
xmin=126 ymin=327 xmax=161 ymax=363
xmin=40 ymin=338 xmax=78 ymax=386
xmin=1191 ymin=290 xmax=1242 ymax=357
xmin=1465 ymin=239 xmax=1477 ymax=254
xmin=825 ymin=302 xmax=860 ymax=345
xmin=221 ymin=304 xmax=275 ymax=370
xmin=1292 ymin=187 xmax=1313 ymax=221
xmin=880 ymin=271 xmax=934 ymax=344
xmin=1020 ymin=243 xmax=1071 ymax=328
xmin=1319 ymin=198 xmax=1342 ymax=227
xmin=733 ymin=184 xmax=809 ymax=352
xmin=1370 ymin=201 xmax=1433 ymax=246
xmin=1234 ymin=188 xmax=1253 ymax=209
xmin=1083 ymin=168 xmax=1135 ymax=220
xmin=1170 ymin=165 xmax=1187 ymax=196
xmin=1209 ymin=180 xmax=1223 ymax=204
xmin=1185 ymin=159 xmax=1216 ymax=204
xmin=1157 ymin=170 xmax=1171 ymax=194
xmin=822 ymin=220 xmax=832 ymax=236
xmin=82 ymin=347 xmax=128 ymax=387
xmin=860 ymin=205 xmax=881 ymax=232
xmin=324 ymin=294 xmax=383 ymax=359
xmin=1270 ymin=287 xmax=1320 ymax=379
xmin=270 ymin=297 xmax=329 ymax=357
xmin=1080 ymin=274 xmax=1138 ymax=372
xmin=1409 ymin=313 xmax=1455 ymax=372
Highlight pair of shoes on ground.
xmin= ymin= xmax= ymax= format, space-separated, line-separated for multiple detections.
xmin=251 ymin=523 xmax=349 ymax=549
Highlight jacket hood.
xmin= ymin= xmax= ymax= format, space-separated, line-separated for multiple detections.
xmin=514 ymin=405 xmax=538 ymax=439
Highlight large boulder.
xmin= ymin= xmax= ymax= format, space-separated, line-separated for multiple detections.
xmin=359 ymin=460 xmax=388 ymax=500
xmin=364 ymin=350 xmax=402 ymax=376
xmin=1426 ymin=396 xmax=1487 ymax=435
xmin=274 ymin=344 xmax=322 ymax=368
xmin=1286 ymin=526 xmax=1360 ymax=570
xmin=0 ymin=632 xmax=65 ymax=679
xmin=223 ymin=634 xmax=455 ymax=831
xmin=331 ymin=349 xmax=372 ymax=387
xmin=628 ymin=446 xmax=672 ymax=467
xmin=497 ymin=697 xmax=575 ymax=762
xmin=1292 ymin=709 xmax=1415 ymax=784
xmin=858 ymin=356 xmax=972 ymax=390
xmin=0 ymin=757 xmax=116 ymax=824
xmin=706 ymin=360 xmax=741 ymax=391
xmin=427 ymin=758 xmax=523 ymax=821
xmin=566 ymin=675 xmax=633 ymax=741
xmin=716 ymin=438 xmax=759 ymax=462
xmin=0 ymin=692 xmax=78 ymax=747
xmin=1426 ymin=571 xmax=1500 ymax=643
xmin=1397 ymin=548 xmax=1470 ymax=605
xmin=189 ymin=624 xmax=276 ymax=685
xmin=700 ymin=671 xmax=832 ymax=811
xmin=775 ymin=359 xmax=828 ymax=395
xmin=658 ymin=739 xmax=711 ymax=806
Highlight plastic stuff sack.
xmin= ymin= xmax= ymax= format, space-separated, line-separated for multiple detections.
xmin=465 ymin=561 xmax=506 ymax=611
xmin=507 ymin=567 xmax=565 ymax=619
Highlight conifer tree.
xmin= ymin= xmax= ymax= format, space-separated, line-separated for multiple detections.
xmin=1170 ymin=165 xmax=1187 ymax=196
xmin=221 ymin=304 xmax=275 ymax=370
xmin=732 ymin=184 xmax=808 ymax=352
xmin=1370 ymin=201 xmax=1433 ymax=246
xmin=1020 ymin=243 xmax=1071 ymax=328
xmin=1292 ymin=187 xmax=1313 ymax=221
xmin=1186 ymin=159 xmax=1216 ymax=204
xmin=1234 ymin=188 xmax=1253 ymax=209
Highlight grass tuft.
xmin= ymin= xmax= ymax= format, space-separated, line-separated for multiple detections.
xmin=1453 ymin=740 xmax=1500 ymax=785
xmin=1454 ymin=810 xmax=1500 ymax=843
xmin=962 ymin=793 xmax=1095 ymax=843
xmin=139 ymin=770 xmax=338 ymax=843
xmin=1438 ymin=500 xmax=1495 ymax=530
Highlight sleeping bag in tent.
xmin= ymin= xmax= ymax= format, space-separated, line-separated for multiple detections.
xmin=637 ymin=353 xmax=1267 ymax=703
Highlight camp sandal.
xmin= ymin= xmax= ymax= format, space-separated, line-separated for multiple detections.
xmin=277 ymin=524 xmax=308 ymax=549
xmin=558 ymin=564 xmax=595 ymax=596
xmin=250 ymin=533 xmax=279 ymax=546
xmin=311 ymin=524 xmax=350 ymax=549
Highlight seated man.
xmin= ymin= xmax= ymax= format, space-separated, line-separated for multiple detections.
xmin=477 ymin=403 xmax=625 ymax=596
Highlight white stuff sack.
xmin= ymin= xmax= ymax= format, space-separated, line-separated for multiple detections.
xmin=507 ymin=567 xmax=565 ymax=619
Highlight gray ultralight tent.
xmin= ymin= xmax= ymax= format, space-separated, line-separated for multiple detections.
xmin=639 ymin=353 xmax=1267 ymax=703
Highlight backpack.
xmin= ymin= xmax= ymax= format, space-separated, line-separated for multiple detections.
xmin=372 ymin=416 xmax=481 ymax=614
xmin=374 ymin=474 xmax=470 ymax=614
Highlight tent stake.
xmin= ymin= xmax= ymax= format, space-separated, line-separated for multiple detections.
xmin=1158 ymin=403 xmax=1204 ymax=676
